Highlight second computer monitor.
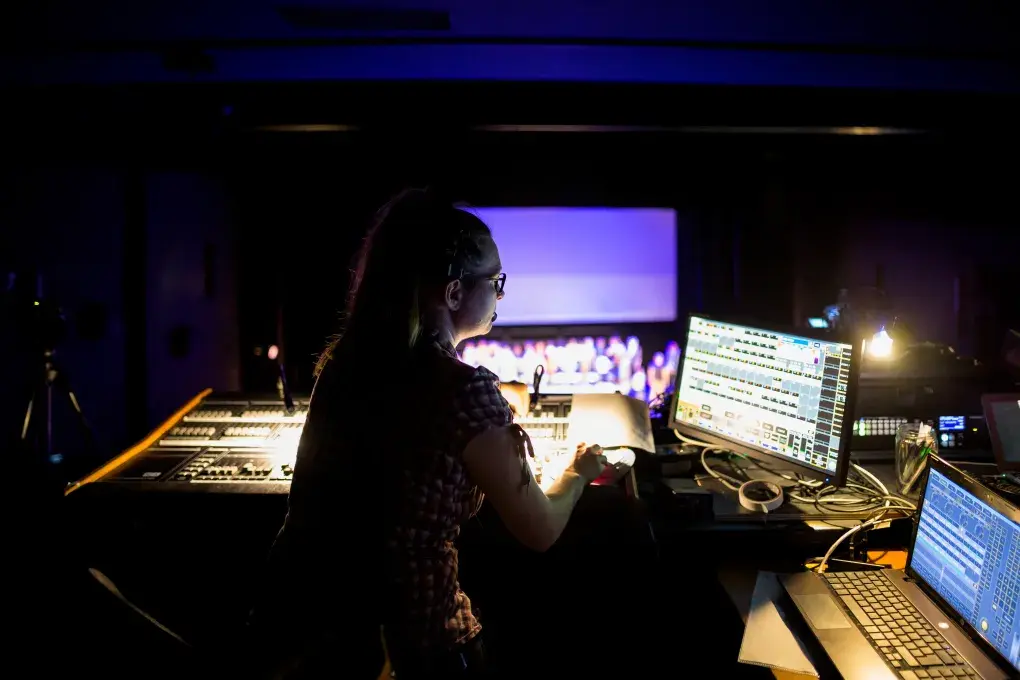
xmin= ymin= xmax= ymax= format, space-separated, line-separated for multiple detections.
xmin=669 ymin=314 xmax=859 ymax=485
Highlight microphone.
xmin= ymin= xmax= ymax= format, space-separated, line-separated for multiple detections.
xmin=269 ymin=344 xmax=296 ymax=415
xmin=530 ymin=364 xmax=545 ymax=412
xmin=278 ymin=363 xmax=296 ymax=415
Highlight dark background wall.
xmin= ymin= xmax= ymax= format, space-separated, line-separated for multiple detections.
xmin=0 ymin=167 xmax=241 ymax=463
xmin=1 ymin=2 xmax=1018 ymax=477
xmin=4 ymin=121 xmax=1017 ymax=465
xmin=232 ymin=128 xmax=1018 ymax=386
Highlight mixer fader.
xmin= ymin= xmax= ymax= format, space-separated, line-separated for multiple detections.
xmin=516 ymin=396 xmax=574 ymax=488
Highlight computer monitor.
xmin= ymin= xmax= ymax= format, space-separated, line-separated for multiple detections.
xmin=668 ymin=313 xmax=859 ymax=485
xmin=908 ymin=459 xmax=1020 ymax=673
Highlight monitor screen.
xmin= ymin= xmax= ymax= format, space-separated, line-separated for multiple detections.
xmin=671 ymin=315 xmax=856 ymax=478
xmin=938 ymin=415 xmax=967 ymax=432
xmin=470 ymin=206 xmax=678 ymax=326
xmin=911 ymin=468 xmax=1020 ymax=671
xmin=460 ymin=335 xmax=681 ymax=403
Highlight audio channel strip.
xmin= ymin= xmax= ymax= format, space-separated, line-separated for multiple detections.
xmin=65 ymin=390 xmax=309 ymax=496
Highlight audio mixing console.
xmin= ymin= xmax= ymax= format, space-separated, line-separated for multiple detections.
xmin=65 ymin=389 xmax=653 ymax=497
xmin=516 ymin=395 xmax=573 ymax=488
xmin=65 ymin=390 xmax=309 ymax=496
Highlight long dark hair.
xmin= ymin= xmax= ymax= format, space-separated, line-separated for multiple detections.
xmin=315 ymin=188 xmax=493 ymax=377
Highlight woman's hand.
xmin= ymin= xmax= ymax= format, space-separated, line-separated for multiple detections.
xmin=568 ymin=442 xmax=609 ymax=483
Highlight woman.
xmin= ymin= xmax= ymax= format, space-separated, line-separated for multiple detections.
xmin=249 ymin=189 xmax=607 ymax=678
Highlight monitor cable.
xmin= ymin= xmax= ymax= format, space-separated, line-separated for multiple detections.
xmin=674 ymin=427 xmax=822 ymax=492
xmin=674 ymin=428 xmax=917 ymax=512
xmin=786 ymin=464 xmax=917 ymax=513
xmin=813 ymin=508 xmax=915 ymax=574
xmin=811 ymin=463 xmax=918 ymax=573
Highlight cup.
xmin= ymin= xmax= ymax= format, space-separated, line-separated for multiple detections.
xmin=896 ymin=422 xmax=937 ymax=494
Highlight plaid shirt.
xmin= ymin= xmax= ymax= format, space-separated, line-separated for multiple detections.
xmin=269 ymin=336 xmax=513 ymax=654
xmin=385 ymin=339 xmax=513 ymax=648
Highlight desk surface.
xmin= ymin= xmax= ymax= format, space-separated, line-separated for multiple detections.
xmin=719 ymin=551 xmax=908 ymax=680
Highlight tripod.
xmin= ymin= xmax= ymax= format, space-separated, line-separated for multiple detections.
xmin=21 ymin=348 xmax=95 ymax=466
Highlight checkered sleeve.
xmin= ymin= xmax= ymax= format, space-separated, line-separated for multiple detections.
xmin=452 ymin=367 xmax=513 ymax=444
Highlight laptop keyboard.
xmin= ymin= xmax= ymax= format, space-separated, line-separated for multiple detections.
xmin=822 ymin=571 xmax=981 ymax=679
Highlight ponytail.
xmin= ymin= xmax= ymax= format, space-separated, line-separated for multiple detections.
xmin=315 ymin=188 xmax=492 ymax=376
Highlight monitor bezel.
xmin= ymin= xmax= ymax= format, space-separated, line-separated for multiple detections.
xmin=667 ymin=312 xmax=859 ymax=486
xmin=981 ymin=393 xmax=1020 ymax=473
xmin=906 ymin=456 xmax=1020 ymax=674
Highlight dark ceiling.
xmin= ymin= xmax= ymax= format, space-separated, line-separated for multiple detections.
xmin=2 ymin=0 xmax=1017 ymax=89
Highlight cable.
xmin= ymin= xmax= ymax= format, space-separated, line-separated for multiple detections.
xmin=676 ymin=429 xmax=748 ymax=492
xmin=815 ymin=511 xmax=913 ymax=574
xmin=672 ymin=427 xmax=713 ymax=449
xmin=807 ymin=463 xmax=918 ymax=572
xmin=811 ymin=461 xmax=920 ymax=572
xmin=681 ymin=431 xmax=919 ymax=529
xmin=852 ymin=461 xmax=918 ymax=512
xmin=699 ymin=446 xmax=744 ymax=491
xmin=735 ymin=450 xmax=822 ymax=488
xmin=679 ymin=428 xmax=820 ymax=492
xmin=89 ymin=568 xmax=192 ymax=647
xmin=676 ymin=428 xmax=828 ymax=491
xmin=695 ymin=446 xmax=916 ymax=510
xmin=852 ymin=462 xmax=890 ymax=497
xmin=673 ymin=433 xmax=928 ymax=572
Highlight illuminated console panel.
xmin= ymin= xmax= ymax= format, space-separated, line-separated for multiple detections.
xmin=71 ymin=391 xmax=645 ymax=496
xmin=76 ymin=393 xmax=309 ymax=494
xmin=850 ymin=415 xmax=988 ymax=452
xmin=516 ymin=396 xmax=573 ymax=490
xmin=517 ymin=394 xmax=642 ymax=491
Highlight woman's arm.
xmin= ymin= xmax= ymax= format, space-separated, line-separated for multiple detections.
xmin=463 ymin=429 xmax=604 ymax=552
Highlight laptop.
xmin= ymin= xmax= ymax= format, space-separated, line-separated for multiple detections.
xmin=1003 ymin=329 xmax=1020 ymax=378
xmin=780 ymin=456 xmax=1019 ymax=679
xmin=983 ymin=393 xmax=1020 ymax=475
xmin=979 ymin=394 xmax=1020 ymax=504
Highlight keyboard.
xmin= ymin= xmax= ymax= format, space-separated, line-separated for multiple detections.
xmin=822 ymin=571 xmax=980 ymax=679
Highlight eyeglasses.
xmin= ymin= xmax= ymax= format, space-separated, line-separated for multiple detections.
xmin=466 ymin=272 xmax=506 ymax=296
xmin=487 ymin=272 xmax=506 ymax=296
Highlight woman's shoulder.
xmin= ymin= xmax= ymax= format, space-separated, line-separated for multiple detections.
xmin=421 ymin=338 xmax=502 ymax=389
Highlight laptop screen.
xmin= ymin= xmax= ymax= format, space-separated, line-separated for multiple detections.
xmin=911 ymin=468 xmax=1020 ymax=671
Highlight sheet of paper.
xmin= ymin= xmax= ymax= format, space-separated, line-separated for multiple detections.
xmin=738 ymin=571 xmax=819 ymax=677
xmin=567 ymin=393 xmax=655 ymax=453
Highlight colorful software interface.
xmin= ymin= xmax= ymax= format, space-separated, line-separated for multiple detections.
xmin=673 ymin=316 xmax=854 ymax=474
xmin=912 ymin=469 xmax=1020 ymax=671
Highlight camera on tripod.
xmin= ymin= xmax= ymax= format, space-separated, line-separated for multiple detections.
xmin=3 ymin=271 xmax=68 ymax=352
xmin=3 ymin=271 xmax=93 ymax=467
